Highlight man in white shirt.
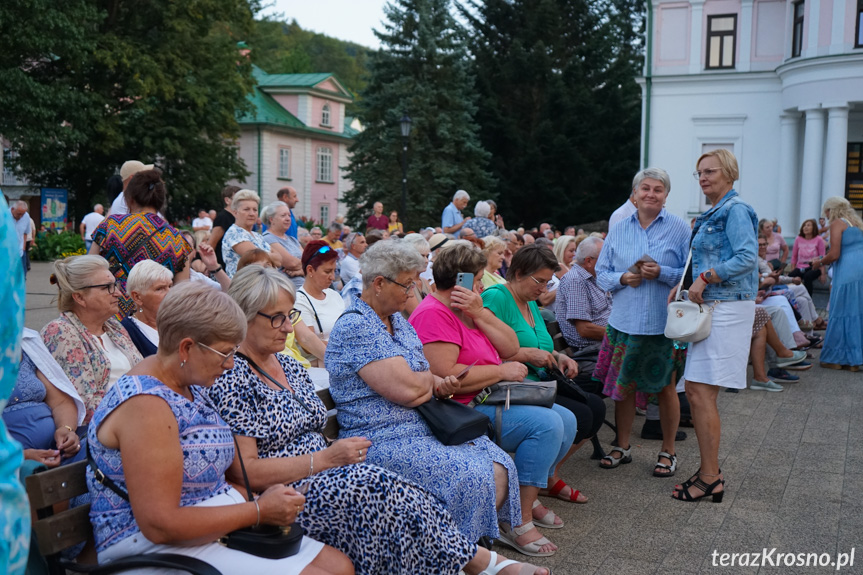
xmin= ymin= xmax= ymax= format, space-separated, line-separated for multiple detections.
xmin=192 ymin=209 xmax=213 ymax=244
xmin=80 ymin=204 xmax=105 ymax=252
xmin=608 ymin=171 xmax=643 ymax=230
xmin=11 ymin=200 xmax=31 ymax=276
xmin=108 ymin=160 xmax=154 ymax=216
xmin=339 ymin=232 xmax=367 ymax=284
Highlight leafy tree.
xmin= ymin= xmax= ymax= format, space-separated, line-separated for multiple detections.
xmin=0 ymin=0 xmax=256 ymax=221
xmin=247 ymin=17 xmax=372 ymax=110
xmin=461 ymin=0 xmax=643 ymax=228
xmin=344 ymin=0 xmax=494 ymax=231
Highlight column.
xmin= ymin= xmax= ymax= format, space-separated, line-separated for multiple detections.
xmin=821 ymin=104 xmax=849 ymax=208
xmin=800 ymin=107 xmax=826 ymax=221
xmin=689 ymin=0 xmax=706 ymax=74
xmin=831 ymin=0 xmax=847 ymax=54
xmin=778 ymin=113 xmax=801 ymax=232
xmin=738 ymin=0 xmax=754 ymax=72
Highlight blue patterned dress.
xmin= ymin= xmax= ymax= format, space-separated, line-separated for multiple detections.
xmin=325 ymin=299 xmax=521 ymax=542
xmin=206 ymin=353 xmax=476 ymax=574
xmin=0 ymin=195 xmax=29 ymax=574
xmin=820 ymin=220 xmax=863 ymax=367
xmin=87 ymin=375 xmax=235 ymax=552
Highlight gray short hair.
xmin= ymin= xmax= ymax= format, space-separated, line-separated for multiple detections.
xmin=228 ymin=265 xmax=296 ymax=323
xmin=474 ymin=200 xmax=491 ymax=218
xmin=14 ymin=200 xmax=28 ymax=210
xmin=127 ymin=259 xmax=173 ymax=296
xmin=51 ymin=255 xmax=110 ymax=312
xmin=360 ymin=240 xmax=427 ymax=290
xmin=632 ymin=167 xmax=671 ymax=195
xmin=344 ymin=232 xmax=361 ymax=250
xmin=575 ymin=236 xmax=603 ymax=264
xmin=329 ymin=221 xmax=343 ymax=234
xmin=402 ymin=233 xmax=430 ymax=256
xmin=231 ymin=189 xmax=260 ymax=211
xmin=453 ymin=189 xmax=470 ymax=201
xmin=261 ymin=201 xmax=288 ymax=227
xmin=158 ymin=282 xmax=246 ymax=351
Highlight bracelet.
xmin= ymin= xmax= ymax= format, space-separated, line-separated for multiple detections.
xmin=60 ymin=425 xmax=74 ymax=433
xmin=208 ymin=265 xmax=222 ymax=275
xmin=699 ymin=272 xmax=710 ymax=284
xmin=252 ymin=499 xmax=260 ymax=527
xmin=308 ymin=452 xmax=314 ymax=478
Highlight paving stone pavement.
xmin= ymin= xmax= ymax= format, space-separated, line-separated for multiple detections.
xmin=23 ymin=262 xmax=862 ymax=574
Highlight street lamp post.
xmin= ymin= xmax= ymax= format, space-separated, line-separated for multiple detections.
xmin=399 ymin=113 xmax=412 ymax=229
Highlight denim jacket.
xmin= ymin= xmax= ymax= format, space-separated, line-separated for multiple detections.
xmin=691 ymin=190 xmax=759 ymax=301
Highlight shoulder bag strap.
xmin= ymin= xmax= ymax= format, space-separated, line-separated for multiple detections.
xmin=87 ymin=442 xmax=130 ymax=502
xmin=297 ymin=290 xmax=323 ymax=333
xmin=232 ymin=436 xmax=255 ymax=502
xmin=235 ymin=351 xmax=287 ymax=391
xmin=675 ymin=249 xmax=692 ymax=301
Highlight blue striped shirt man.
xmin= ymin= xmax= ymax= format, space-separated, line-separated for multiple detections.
xmin=596 ymin=209 xmax=690 ymax=335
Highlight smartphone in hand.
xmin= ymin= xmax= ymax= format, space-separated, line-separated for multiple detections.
xmin=456 ymin=272 xmax=474 ymax=290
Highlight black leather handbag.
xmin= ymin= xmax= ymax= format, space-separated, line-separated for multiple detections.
xmin=220 ymin=436 xmax=303 ymax=559
xmin=416 ymin=396 xmax=491 ymax=446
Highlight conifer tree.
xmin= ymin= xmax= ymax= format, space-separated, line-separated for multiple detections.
xmin=344 ymin=0 xmax=494 ymax=230
xmin=462 ymin=0 xmax=643 ymax=228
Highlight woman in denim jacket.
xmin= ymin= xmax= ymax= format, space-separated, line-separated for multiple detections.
xmin=671 ymin=149 xmax=758 ymax=503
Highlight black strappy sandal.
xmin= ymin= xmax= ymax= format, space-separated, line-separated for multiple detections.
xmin=672 ymin=471 xmax=725 ymax=503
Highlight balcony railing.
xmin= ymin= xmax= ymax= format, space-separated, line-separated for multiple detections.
xmin=2 ymin=170 xmax=28 ymax=186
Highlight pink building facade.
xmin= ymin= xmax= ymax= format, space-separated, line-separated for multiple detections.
xmin=232 ymin=67 xmax=358 ymax=225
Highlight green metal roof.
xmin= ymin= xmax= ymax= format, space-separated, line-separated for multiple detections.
xmin=238 ymin=85 xmax=306 ymax=128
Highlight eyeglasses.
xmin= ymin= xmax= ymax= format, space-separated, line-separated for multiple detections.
xmin=83 ymin=281 xmax=118 ymax=294
xmin=758 ymin=243 xmax=767 ymax=248
xmin=528 ymin=275 xmax=553 ymax=291
xmin=692 ymin=168 xmax=722 ymax=180
xmin=196 ymin=342 xmax=240 ymax=368
xmin=257 ymin=309 xmax=302 ymax=329
xmin=382 ymin=276 xmax=416 ymax=294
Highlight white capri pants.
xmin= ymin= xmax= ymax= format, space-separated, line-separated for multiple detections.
xmin=98 ymin=488 xmax=325 ymax=574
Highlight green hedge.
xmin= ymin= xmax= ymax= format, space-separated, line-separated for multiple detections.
xmin=31 ymin=231 xmax=86 ymax=261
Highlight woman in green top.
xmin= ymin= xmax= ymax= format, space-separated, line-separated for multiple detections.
xmin=482 ymin=244 xmax=606 ymax=505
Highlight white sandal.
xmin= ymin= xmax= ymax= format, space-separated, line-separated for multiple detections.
xmin=653 ymin=451 xmax=677 ymax=478
xmin=478 ymin=550 xmax=551 ymax=575
xmin=497 ymin=522 xmax=556 ymax=557
xmin=531 ymin=500 xmax=564 ymax=529
xmin=599 ymin=445 xmax=632 ymax=469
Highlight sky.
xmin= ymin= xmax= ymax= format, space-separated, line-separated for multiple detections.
xmin=263 ymin=0 xmax=389 ymax=49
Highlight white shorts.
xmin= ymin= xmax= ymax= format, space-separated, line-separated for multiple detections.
xmin=683 ymin=300 xmax=755 ymax=389
xmin=98 ymin=488 xmax=325 ymax=574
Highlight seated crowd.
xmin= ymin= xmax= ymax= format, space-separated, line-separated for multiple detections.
xmin=9 ymin=159 xmax=860 ymax=574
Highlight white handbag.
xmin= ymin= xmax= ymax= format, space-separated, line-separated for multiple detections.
xmin=664 ymin=251 xmax=718 ymax=343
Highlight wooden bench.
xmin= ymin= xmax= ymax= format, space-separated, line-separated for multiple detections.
xmin=25 ymin=460 xmax=220 ymax=575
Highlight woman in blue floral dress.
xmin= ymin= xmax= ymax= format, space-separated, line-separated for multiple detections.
xmin=326 ymin=243 xmax=531 ymax=552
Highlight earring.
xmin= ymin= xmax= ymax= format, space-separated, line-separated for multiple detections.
xmin=139 ymin=307 xmax=144 ymax=313
xmin=180 ymin=360 xmax=186 ymax=368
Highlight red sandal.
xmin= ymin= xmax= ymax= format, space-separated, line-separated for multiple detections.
xmin=539 ymin=479 xmax=588 ymax=504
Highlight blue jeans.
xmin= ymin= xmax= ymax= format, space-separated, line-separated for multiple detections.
xmin=474 ymin=403 xmax=577 ymax=488
xmin=85 ymin=239 xmax=93 ymax=252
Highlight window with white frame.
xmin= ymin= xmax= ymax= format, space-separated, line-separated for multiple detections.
xmin=278 ymin=147 xmax=291 ymax=179
xmin=856 ymin=0 xmax=863 ymax=47
xmin=706 ymin=15 xmax=737 ymax=69
xmin=320 ymin=203 xmax=330 ymax=225
xmin=322 ymin=104 xmax=331 ymax=127
xmin=317 ymin=146 xmax=333 ymax=183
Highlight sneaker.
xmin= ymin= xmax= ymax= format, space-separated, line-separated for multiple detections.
xmin=785 ymin=360 xmax=813 ymax=371
xmin=777 ymin=350 xmax=807 ymax=367
xmin=767 ymin=368 xmax=799 ymax=382
xmin=750 ymin=379 xmax=784 ymax=392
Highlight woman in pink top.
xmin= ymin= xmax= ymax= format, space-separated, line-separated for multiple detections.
xmin=789 ymin=219 xmax=826 ymax=295
xmin=759 ymin=219 xmax=788 ymax=270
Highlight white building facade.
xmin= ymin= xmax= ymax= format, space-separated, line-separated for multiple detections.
xmin=638 ymin=0 xmax=863 ymax=230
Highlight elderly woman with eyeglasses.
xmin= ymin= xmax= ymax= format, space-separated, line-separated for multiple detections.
xmin=41 ymin=255 xmax=143 ymax=423
xmin=326 ymin=242 xmax=551 ymax=574
xmin=206 ymin=266 xmax=540 ymax=575
xmin=86 ymin=282 xmax=351 ymax=575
